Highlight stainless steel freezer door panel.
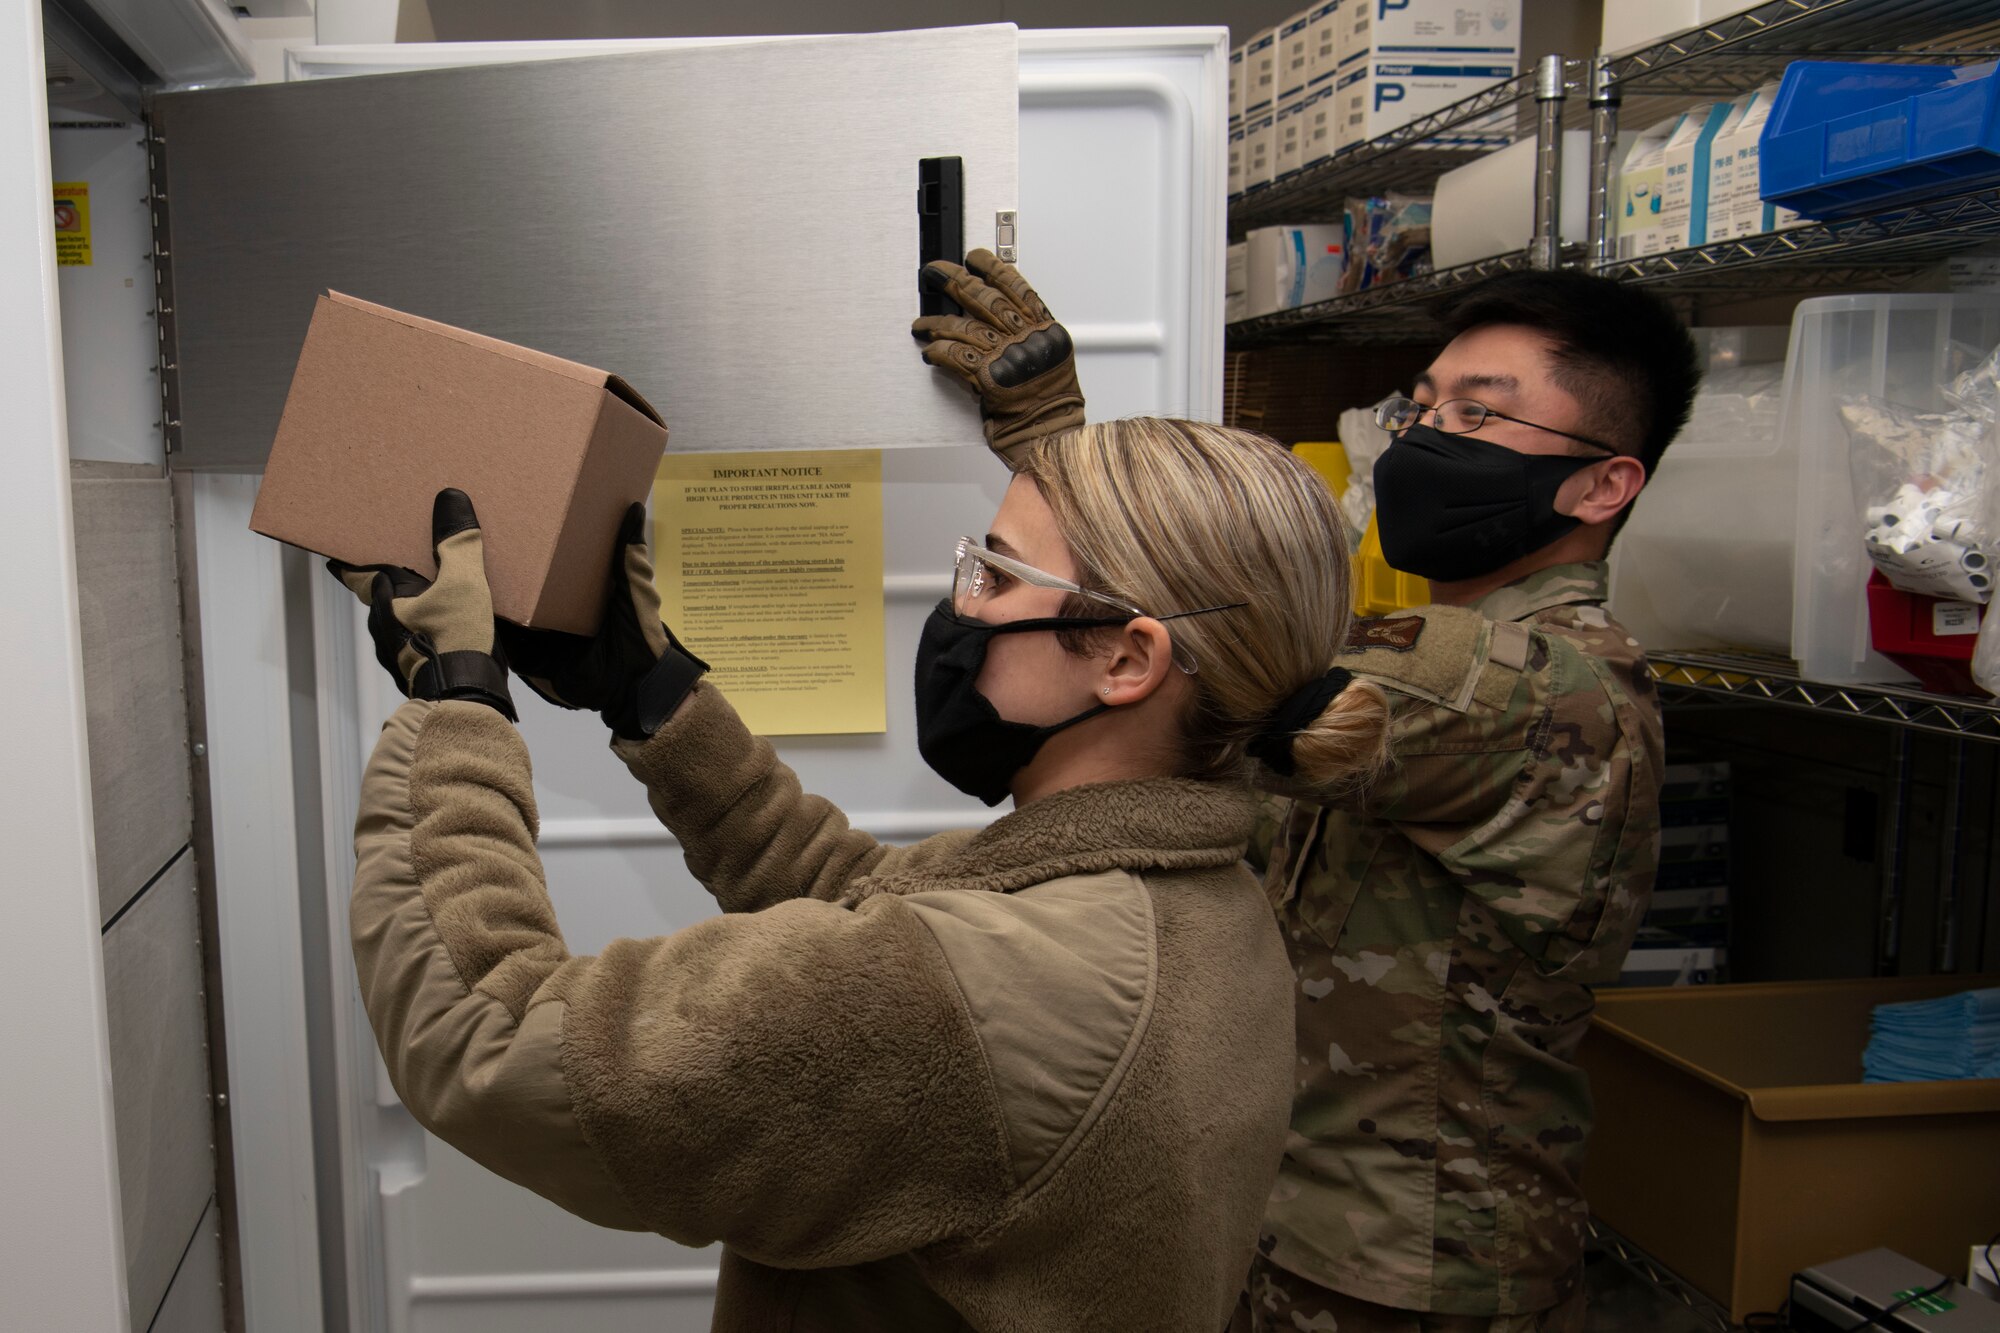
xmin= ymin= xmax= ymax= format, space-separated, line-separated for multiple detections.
xmin=152 ymin=25 xmax=1018 ymax=469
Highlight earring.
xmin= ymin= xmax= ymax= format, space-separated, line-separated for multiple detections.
xmin=1101 ymin=687 xmax=1111 ymax=695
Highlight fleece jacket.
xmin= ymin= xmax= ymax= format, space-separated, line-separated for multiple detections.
xmin=349 ymin=682 xmax=1295 ymax=1332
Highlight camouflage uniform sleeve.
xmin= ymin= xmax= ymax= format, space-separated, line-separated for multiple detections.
xmin=1332 ymin=611 xmax=1622 ymax=968
xmin=1246 ymin=791 xmax=1291 ymax=877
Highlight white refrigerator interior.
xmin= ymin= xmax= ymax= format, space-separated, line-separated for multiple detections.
xmin=187 ymin=27 xmax=1225 ymax=1333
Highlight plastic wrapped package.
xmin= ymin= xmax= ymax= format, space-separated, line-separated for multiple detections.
xmin=1841 ymin=348 xmax=2000 ymax=605
xmin=1333 ymin=399 xmax=1393 ymax=551
xmin=1339 ymin=194 xmax=1432 ymax=294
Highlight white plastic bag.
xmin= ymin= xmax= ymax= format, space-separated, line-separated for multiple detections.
xmin=1841 ymin=358 xmax=1999 ymax=604
xmin=1976 ymin=598 xmax=2000 ymax=695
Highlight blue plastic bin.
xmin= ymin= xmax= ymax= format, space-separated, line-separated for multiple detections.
xmin=1761 ymin=60 xmax=2000 ymax=219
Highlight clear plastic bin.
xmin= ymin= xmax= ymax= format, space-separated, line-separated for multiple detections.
xmin=1608 ymin=327 xmax=1793 ymax=654
xmin=1787 ymin=294 xmax=2000 ymax=684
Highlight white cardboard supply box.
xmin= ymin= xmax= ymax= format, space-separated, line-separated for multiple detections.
xmin=1245 ymin=108 xmax=1277 ymax=190
xmin=1229 ymin=115 xmax=1245 ymax=196
xmin=1722 ymin=83 xmax=1805 ymax=237
xmin=1336 ymin=55 xmax=1517 ymax=152
xmin=1344 ymin=0 xmax=1520 ymax=61
xmin=1616 ymin=113 xmax=1682 ymax=259
xmin=1659 ymin=100 xmax=1733 ymax=251
xmin=1245 ymin=26 xmax=1278 ymax=118
xmin=1243 ymin=224 xmax=1345 ymax=319
xmin=1332 ymin=0 xmax=1519 ymax=153
xmin=1278 ymin=8 xmax=1313 ymax=102
xmin=1301 ymin=82 xmax=1338 ymax=169
xmin=1306 ymin=0 xmax=1339 ymax=84
xmin=1275 ymin=89 xmax=1308 ymax=177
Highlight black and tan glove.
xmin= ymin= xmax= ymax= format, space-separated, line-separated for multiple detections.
xmin=913 ymin=248 xmax=1086 ymax=469
xmin=495 ymin=502 xmax=708 ymax=741
xmin=327 ymin=488 xmax=517 ymax=721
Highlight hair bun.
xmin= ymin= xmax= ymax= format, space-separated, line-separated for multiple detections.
xmin=1247 ymin=668 xmax=1354 ymax=776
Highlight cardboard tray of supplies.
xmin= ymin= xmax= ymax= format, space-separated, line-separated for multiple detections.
xmin=1577 ymin=976 xmax=2000 ymax=1323
xmin=251 ymin=292 xmax=669 ymax=634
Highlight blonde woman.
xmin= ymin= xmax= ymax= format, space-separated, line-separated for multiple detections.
xmin=330 ymin=414 xmax=1388 ymax=1332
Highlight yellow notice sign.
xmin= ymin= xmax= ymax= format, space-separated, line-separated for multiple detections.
xmin=53 ymin=182 xmax=91 ymax=266
xmin=655 ymin=449 xmax=885 ymax=735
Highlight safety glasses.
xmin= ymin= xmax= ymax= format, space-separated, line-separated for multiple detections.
xmin=952 ymin=537 xmax=1144 ymax=617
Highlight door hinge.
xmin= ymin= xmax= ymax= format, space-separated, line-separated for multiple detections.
xmin=996 ymin=210 xmax=1017 ymax=263
xmin=146 ymin=121 xmax=183 ymax=456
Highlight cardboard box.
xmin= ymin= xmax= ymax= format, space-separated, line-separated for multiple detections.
xmin=1245 ymin=109 xmax=1277 ymax=190
xmin=1724 ymin=82 xmax=1805 ymax=237
xmin=1278 ymin=9 xmax=1313 ymax=101
xmin=1577 ymin=976 xmax=2000 ymax=1322
xmin=1660 ymin=100 xmax=1733 ymax=250
xmin=1275 ymin=90 xmax=1308 ymax=178
xmin=1302 ymin=83 xmax=1339 ymax=169
xmin=1229 ymin=44 xmax=1246 ymax=121
xmin=1337 ymin=55 xmax=1517 ymax=151
xmin=1306 ymin=0 xmax=1341 ymax=85
xmin=1245 ymin=27 xmax=1278 ymax=117
xmin=1616 ymin=113 xmax=1681 ymax=259
xmin=251 ymin=292 xmax=669 ymax=634
xmin=1344 ymin=0 xmax=1520 ymax=62
xmin=1229 ymin=116 xmax=1246 ymax=197
xmin=1243 ymin=224 xmax=1346 ymax=318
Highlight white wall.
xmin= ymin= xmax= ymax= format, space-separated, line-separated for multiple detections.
xmin=0 ymin=2 xmax=132 ymax=1327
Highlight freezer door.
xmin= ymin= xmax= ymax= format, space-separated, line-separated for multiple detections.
xmin=192 ymin=27 xmax=1225 ymax=1333
xmin=151 ymin=26 xmax=1018 ymax=467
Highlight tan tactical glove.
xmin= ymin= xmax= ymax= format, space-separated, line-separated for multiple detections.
xmin=913 ymin=248 xmax=1086 ymax=469
xmin=327 ymin=488 xmax=517 ymax=720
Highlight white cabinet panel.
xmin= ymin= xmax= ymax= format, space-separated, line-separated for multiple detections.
xmin=101 ymin=854 xmax=214 ymax=1331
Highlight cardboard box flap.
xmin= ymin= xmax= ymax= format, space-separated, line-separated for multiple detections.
xmin=325 ymin=291 xmax=659 ymax=410
xmin=1745 ymin=1077 xmax=2000 ymax=1123
xmin=604 ymin=374 xmax=665 ymax=428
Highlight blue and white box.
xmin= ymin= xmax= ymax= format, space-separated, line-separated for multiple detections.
xmin=1229 ymin=115 xmax=1246 ymax=198
xmin=1230 ymin=44 xmax=1246 ymax=122
xmin=1660 ymin=100 xmax=1733 ymax=249
xmin=1244 ymin=224 xmax=1347 ymax=318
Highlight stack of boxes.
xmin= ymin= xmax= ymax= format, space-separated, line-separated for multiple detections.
xmin=1274 ymin=12 xmax=1314 ymax=180
xmin=1242 ymin=27 xmax=1278 ymax=193
xmin=1334 ymin=0 xmax=1519 ymax=153
xmin=1616 ymin=83 xmax=1804 ymax=259
xmin=1228 ymin=45 xmax=1246 ymax=199
xmin=1229 ymin=1 xmax=1518 ymax=195
xmin=1619 ymin=761 xmax=1731 ymax=987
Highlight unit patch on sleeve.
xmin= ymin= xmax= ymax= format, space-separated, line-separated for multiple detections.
xmin=1350 ymin=615 xmax=1425 ymax=651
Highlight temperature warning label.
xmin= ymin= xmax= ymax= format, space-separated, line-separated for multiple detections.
xmin=53 ymin=181 xmax=91 ymax=266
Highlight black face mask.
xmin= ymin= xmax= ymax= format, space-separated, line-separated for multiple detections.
xmin=914 ymin=599 xmax=1132 ymax=807
xmin=1372 ymin=424 xmax=1604 ymax=583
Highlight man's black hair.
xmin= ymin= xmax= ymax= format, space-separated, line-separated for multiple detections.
xmin=1435 ymin=269 xmax=1701 ymax=480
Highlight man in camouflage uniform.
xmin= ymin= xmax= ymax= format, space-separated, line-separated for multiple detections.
xmin=1237 ymin=270 xmax=1700 ymax=1332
